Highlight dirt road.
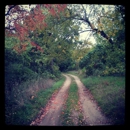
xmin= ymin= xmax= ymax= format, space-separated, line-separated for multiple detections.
xmin=32 ymin=74 xmax=71 ymax=126
xmin=68 ymin=74 xmax=112 ymax=126
xmin=30 ymin=74 xmax=112 ymax=126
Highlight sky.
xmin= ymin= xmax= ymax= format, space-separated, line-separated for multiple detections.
xmin=5 ymin=4 xmax=114 ymax=44
xmin=78 ymin=4 xmax=115 ymax=43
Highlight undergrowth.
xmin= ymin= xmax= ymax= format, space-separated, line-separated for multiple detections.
xmin=5 ymin=76 xmax=65 ymax=125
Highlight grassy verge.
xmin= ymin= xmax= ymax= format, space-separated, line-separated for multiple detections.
xmin=65 ymin=70 xmax=79 ymax=76
xmin=5 ymin=76 xmax=66 ymax=125
xmin=61 ymin=79 xmax=85 ymax=126
xmin=80 ymin=76 xmax=125 ymax=125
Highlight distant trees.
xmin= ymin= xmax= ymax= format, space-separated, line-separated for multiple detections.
xmin=5 ymin=4 xmax=125 ymax=84
xmin=5 ymin=4 xmax=78 ymax=87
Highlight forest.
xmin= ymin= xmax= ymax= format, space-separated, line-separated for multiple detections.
xmin=5 ymin=4 xmax=125 ymax=125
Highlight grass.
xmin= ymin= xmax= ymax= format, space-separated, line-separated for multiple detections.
xmin=65 ymin=70 xmax=79 ymax=76
xmin=5 ymin=76 xmax=66 ymax=125
xmin=80 ymin=76 xmax=125 ymax=125
xmin=61 ymin=79 xmax=85 ymax=126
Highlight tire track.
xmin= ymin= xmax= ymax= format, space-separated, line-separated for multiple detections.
xmin=35 ymin=74 xmax=71 ymax=126
xmin=68 ymin=74 xmax=112 ymax=126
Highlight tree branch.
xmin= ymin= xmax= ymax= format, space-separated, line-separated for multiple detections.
xmin=87 ymin=5 xmax=94 ymax=18
xmin=5 ymin=5 xmax=16 ymax=16
xmin=79 ymin=29 xmax=93 ymax=33
xmin=81 ymin=4 xmax=86 ymax=19
xmin=5 ymin=26 xmax=15 ymax=30
xmin=71 ymin=15 xmax=114 ymax=45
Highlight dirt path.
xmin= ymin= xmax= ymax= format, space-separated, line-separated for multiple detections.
xmin=68 ymin=74 xmax=112 ymax=126
xmin=32 ymin=74 xmax=71 ymax=126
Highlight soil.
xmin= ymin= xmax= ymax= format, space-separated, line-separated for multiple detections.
xmin=30 ymin=74 xmax=71 ymax=126
xmin=68 ymin=74 xmax=112 ymax=126
xmin=30 ymin=74 xmax=112 ymax=126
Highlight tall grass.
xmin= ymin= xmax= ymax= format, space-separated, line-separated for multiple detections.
xmin=81 ymin=76 xmax=125 ymax=125
xmin=5 ymin=76 xmax=65 ymax=125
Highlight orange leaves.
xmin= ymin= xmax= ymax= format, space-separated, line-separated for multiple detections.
xmin=30 ymin=41 xmax=44 ymax=53
xmin=31 ymin=41 xmax=36 ymax=46
xmin=49 ymin=8 xmax=56 ymax=16
xmin=6 ymin=4 xmax=67 ymax=40
xmin=14 ymin=22 xmax=28 ymax=41
xmin=13 ymin=43 xmax=28 ymax=54
xmin=44 ymin=4 xmax=67 ymax=17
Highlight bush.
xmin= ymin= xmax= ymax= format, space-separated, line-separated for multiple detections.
xmin=79 ymin=42 xmax=125 ymax=77
xmin=5 ymin=63 xmax=37 ymax=86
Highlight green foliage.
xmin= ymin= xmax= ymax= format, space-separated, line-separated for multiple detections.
xmin=79 ymin=40 xmax=125 ymax=76
xmin=5 ymin=63 xmax=36 ymax=85
xmin=5 ymin=75 xmax=65 ymax=125
xmin=59 ymin=57 xmax=76 ymax=72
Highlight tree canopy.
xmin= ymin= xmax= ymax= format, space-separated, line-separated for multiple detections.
xmin=5 ymin=4 xmax=125 ymax=79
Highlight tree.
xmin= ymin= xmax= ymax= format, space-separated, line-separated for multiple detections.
xmin=5 ymin=4 xmax=67 ymax=52
xmin=5 ymin=4 xmax=81 ymax=77
xmin=71 ymin=39 xmax=93 ymax=70
xmin=58 ymin=4 xmax=125 ymax=46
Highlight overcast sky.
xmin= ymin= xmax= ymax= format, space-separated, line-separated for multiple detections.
xmin=5 ymin=4 xmax=114 ymax=44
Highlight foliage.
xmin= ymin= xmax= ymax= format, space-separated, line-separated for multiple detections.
xmin=79 ymin=41 xmax=125 ymax=76
xmin=5 ymin=75 xmax=65 ymax=125
xmin=5 ymin=4 xmax=125 ymax=125
xmin=79 ymin=6 xmax=125 ymax=77
xmin=71 ymin=40 xmax=93 ymax=71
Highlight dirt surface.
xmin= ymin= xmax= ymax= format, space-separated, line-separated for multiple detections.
xmin=30 ymin=74 xmax=112 ymax=126
xmin=30 ymin=74 xmax=71 ymax=126
xmin=68 ymin=74 xmax=112 ymax=126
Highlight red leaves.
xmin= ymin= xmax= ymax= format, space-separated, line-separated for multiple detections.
xmin=57 ymin=4 xmax=67 ymax=12
xmin=13 ymin=43 xmax=28 ymax=54
xmin=14 ymin=22 xmax=28 ymax=41
xmin=44 ymin=4 xmax=67 ymax=17
xmin=30 ymin=41 xmax=44 ymax=53
xmin=5 ymin=4 xmax=67 ymax=37
xmin=49 ymin=8 xmax=56 ymax=16
xmin=31 ymin=41 xmax=36 ymax=46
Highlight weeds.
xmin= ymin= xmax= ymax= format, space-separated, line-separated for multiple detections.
xmin=81 ymin=76 xmax=125 ymax=125
xmin=5 ymin=76 xmax=65 ymax=125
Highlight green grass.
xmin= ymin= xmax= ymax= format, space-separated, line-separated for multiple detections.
xmin=81 ymin=76 xmax=125 ymax=125
xmin=5 ymin=76 xmax=66 ymax=125
xmin=61 ymin=80 xmax=85 ymax=126
xmin=65 ymin=70 xmax=79 ymax=76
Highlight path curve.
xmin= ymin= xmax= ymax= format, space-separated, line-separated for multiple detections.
xmin=68 ymin=74 xmax=112 ymax=126
xmin=36 ymin=74 xmax=71 ymax=126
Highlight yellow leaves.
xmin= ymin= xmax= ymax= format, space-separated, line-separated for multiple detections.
xmin=58 ymin=45 xmax=61 ymax=48
xmin=66 ymin=12 xmax=70 ymax=17
xmin=112 ymin=33 xmax=115 ymax=37
xmin=103 ymin=70 xmax=109 ymax=75
xmin=90 ymin=23 xmax=95 ymax=29
xmin=64 ymin=10 xmax=70 ymax=17
xmin=62 ymin=50 xmax=65 ymax=53
xmin=74 ymin=36 xmax=79 ymax=41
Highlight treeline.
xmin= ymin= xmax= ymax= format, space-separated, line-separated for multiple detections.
xmin=5 ymin=37 xmax=75 ymax=90
xmin=5 ymin=36 xmax=76 ymax=125
xmin=79 ymin=30 xmax=125 ymax=77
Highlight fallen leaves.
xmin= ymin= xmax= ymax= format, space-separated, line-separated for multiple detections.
xmin=30 ymin=89 xmax=60 ymax=126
